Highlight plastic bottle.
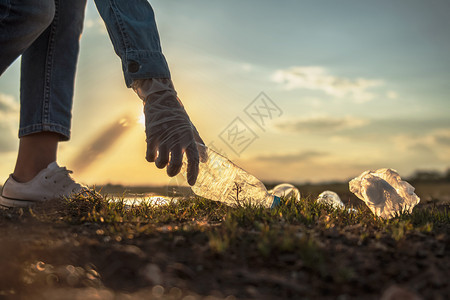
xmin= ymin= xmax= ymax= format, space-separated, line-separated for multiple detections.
xmin=349 ymin=168 xmax=420 ymax=219
xmin=269 ymin=183 xmax=301 ymax=201
xmin=317 ymin=191 xmax=345 ymax=209
xmin=181 ymin=144 xmax=280 ymax=208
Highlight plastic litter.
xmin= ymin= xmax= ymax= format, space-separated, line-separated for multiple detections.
xmin=146 ymin=196 xmax=172 ymax=206
xmin=181 ymin=144 xmax=279 ymax=208
xmin=119 ymin=195 xmax=172 ymax=207
xmin=347 ymin=207 xmax=358 ymax=213
xmin=349 ymin=168 xmax=420 ymax=219
xmin=317 ymin=191 xmax=345 ymax=209
xmin=269 ymin=183 xmax=300 ymax=201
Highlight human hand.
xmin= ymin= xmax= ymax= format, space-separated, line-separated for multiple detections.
xmin=132 ymin=78 xmax=207 ymax=185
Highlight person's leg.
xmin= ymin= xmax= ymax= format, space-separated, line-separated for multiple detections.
xmin=0 ymin=0 xmax=55 ymax=75
xmin=0 ymin=0 xmax=56 ymax=182
xmin=12 ymin=132 xmax=59 ymax=183
xmin=15 ymin=0 xmax=87 ymax=182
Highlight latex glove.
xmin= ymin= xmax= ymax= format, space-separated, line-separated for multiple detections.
xmin=132 ymin=78 xmax=206 ymax=185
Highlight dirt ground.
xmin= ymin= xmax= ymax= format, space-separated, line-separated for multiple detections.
xmin=0 ymin=182 xmax=448 ymax=300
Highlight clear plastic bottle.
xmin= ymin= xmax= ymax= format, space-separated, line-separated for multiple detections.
xmin=269 ymin=183 xmax=301 ymax=201
xmin=349 ymin=168 xmax=420 ymax=219
xmin=181 ymin=144 xmax=279 ymax=208
xmin=317 ymin=190 xmax=345 ymax=209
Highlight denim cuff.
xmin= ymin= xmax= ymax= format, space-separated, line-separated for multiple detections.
xmin=19 ymin=123 xmax=71 ymax=141
xmin=122 ymin=50 xmax=171 ymax=87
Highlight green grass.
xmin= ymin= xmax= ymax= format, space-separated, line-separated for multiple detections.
xmin=2 ymin=191 xmax=449 ymax=299
xmin=29 ymin=191 xmax=449 ymax=259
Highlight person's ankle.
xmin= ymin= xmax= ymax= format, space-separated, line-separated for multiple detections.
xmin=12 ymin=162 xmax=52 ymax=183
xmin=12 ymin=171 xmax=38 ymax=183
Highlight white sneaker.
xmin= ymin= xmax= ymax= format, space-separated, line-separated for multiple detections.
xmin=0 ymin=162 xmax=89 ymax=208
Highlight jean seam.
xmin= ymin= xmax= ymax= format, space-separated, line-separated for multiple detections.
xmin=109 ymin=0 xmax=130 ymax=54
xmin=0 ymin=0 xmax=11 ymax=24
xmin=19 ymin=123 xmax=71 ymax=140
xmin=43 ymin=0 xmax=59 ymax=125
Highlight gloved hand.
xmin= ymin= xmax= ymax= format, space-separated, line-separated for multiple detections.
xmin=132 ymin=78 xmax=207 ymax=185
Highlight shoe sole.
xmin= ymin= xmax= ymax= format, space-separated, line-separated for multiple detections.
xmin=0 ymin=195 xmax=36 ymax=208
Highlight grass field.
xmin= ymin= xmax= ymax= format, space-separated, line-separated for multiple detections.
xmin=0 ymin=183 xmax=449 ymax=299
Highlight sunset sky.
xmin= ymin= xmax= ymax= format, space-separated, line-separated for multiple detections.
xmin=1 ymin=0 xmax=449 ymax=187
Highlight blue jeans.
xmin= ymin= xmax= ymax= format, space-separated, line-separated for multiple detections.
xmin=0 ymin=0 xmax=170 ymax=140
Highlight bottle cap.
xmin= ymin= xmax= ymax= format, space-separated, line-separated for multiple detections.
xmin=270 ymin=195 xmax=281 ymax=209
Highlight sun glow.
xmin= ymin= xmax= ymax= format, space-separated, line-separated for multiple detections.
xmin=138 ymin=112 xmax=145 ymax=128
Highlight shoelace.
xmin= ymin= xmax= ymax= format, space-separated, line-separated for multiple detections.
xmin=45 ymin=166 xmax=82 ymax=192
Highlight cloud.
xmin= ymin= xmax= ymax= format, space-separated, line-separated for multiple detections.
xmin=238 ymin=153 xmax=374 ymax=184
xmin=0 ymin=93 xmax=18 ymax=113
xmin=253 ymin=150 xmax=327 ymax=164
xmin=0 ymin=123 xmax=17 ymax=152
xmin=241 ymin=63 xmax=253 ymax=72
xmin=392 ymin=129 xmax=450 ymax=162
xmin=386 ymin=91 xmax=398 ymax=99
xmin=0 ymin=94 xmax=19 ymax=153
xmin=296 ymin=118 xmax=450 ymax=142
xmin=434 ymin=129 xmax=450 ymax=146
xmin=70 ymin=116 xmax=134 ymax=173
xmin=275 ymin=116 xmax=369 ymax=133
xmin=83 ymin=17 xmax=107 ymax=34
xmin=272 ymin=66 xmax=382 ymax=103
xmin=393 ymin=129 xmax=450 ymax=149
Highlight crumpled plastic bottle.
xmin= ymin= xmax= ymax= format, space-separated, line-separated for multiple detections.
xmin=349 ymin=168 xmax=420 ymax=219
xmin=181 ymin=144 xmax=280 ymax=208
xmin=268 ymin=183 xmax=301 ymax=201
xmin=317 ymin=191 xmax=345 ymax=209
